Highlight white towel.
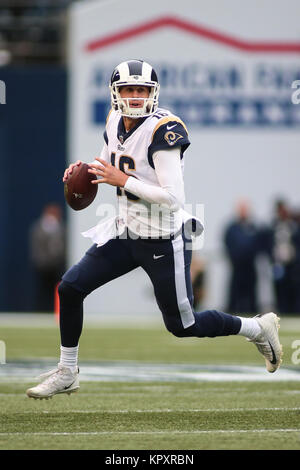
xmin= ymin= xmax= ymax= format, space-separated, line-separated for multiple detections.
xmin=81 ymin=216 xmax=126 ymax=247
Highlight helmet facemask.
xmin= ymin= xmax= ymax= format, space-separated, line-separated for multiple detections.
xmin=110 ymin=81 xmax=160 ymax=118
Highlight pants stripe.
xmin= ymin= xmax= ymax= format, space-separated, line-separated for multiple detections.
xmin=172 ymin=236 xmax=195 ymax=329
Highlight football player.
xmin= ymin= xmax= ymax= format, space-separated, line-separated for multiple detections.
xmin=26 ymin=60 xmax=282 ymax=399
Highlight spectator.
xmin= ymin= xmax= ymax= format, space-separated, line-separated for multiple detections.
xmin=190 ymin=254 xmax=206 ymax=310
xmin=224 ymin=200 xmax=259 ymax=314
xmin=267 ymin=199 xmax=299 ymax=314
xmin=290 ymin=209 xmax=300 ymax=313
xmin=29 ymin=203 xmax=66 ymax=312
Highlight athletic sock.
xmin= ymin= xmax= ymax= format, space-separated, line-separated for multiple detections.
xmin=59 ymin=345 xmax=79 ymax=373
xmin=237 ymin=317 xmax=262 ymax=340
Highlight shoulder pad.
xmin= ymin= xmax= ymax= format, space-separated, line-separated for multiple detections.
xmin=147 ymin=116 xmax=190 ymax=168
xmin=106 ymin=108 xmax=114 ymax=124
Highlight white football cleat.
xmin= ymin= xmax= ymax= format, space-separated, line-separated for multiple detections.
xmin=248 ymin=312 xmax=283 ymax=373
xmin=26 ymin=363 xmax=79 ymax=399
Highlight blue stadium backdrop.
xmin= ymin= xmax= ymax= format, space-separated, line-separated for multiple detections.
xmin=0 ymin=67 xmax=67 ymax=311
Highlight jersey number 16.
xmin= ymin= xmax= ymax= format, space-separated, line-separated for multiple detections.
xmin=111 ymin=152 xmax=139 ymax=201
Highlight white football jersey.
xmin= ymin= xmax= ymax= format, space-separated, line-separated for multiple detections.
xmin=103 ymin=107 xmax=190 ymax=237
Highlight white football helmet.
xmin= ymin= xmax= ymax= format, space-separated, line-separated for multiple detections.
xmin=109 ymin=60 xmax=160 ymax=118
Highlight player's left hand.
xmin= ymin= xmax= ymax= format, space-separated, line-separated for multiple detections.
xmin=88 ymin=158 xmax=129 ymax=187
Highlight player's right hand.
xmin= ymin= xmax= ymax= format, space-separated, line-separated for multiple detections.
xmin=63 ymin=160 xmax=82 ymax=182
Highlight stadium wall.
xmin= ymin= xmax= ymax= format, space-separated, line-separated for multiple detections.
xmin=0 ymin=67 xmax=67 ymax=312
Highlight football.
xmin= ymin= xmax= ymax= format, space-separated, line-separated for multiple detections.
xmin=64 ymin=163 xmax=98 ymax=210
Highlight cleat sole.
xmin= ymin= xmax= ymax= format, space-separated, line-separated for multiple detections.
xmin=26 ymin=386 xmax=79 ymax=400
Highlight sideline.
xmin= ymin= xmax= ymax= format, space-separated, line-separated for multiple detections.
xmin=1 ymin=360 xmax=299 ymax=382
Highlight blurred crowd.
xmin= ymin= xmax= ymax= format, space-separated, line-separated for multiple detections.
xmin=0 ymin=0 xmax=73 ymax=65
xmin=223 ymin=198 xmax=300 ymax=315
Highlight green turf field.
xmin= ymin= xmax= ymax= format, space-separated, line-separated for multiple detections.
xmin=0 ymin=315 xmax=299 ymax=450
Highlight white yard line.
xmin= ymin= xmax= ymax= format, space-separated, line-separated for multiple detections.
xmin=58 ymin=407 xmax=300 ymax=413
xmin=0 ymin=429 xmax=299 ymax=436
xmin=4 ymin=407 xmax=300 ymax=414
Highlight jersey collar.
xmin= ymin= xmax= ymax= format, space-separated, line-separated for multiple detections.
xmin=117 ymin=116 xmax=148 ymax=144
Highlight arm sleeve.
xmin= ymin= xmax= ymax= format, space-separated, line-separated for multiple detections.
xmin=124 ymin=147 xmax=185 ymax=211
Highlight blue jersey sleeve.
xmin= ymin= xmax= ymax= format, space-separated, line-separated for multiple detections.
xmin=147 ymin=118 xmax=190 ymax=168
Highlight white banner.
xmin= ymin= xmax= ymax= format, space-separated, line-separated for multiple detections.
xmin=68 ymin=0 xmax=300 ymax=314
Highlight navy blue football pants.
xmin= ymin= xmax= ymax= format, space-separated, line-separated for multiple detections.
xmin=59 ymin=230 xmax=241 ymax=347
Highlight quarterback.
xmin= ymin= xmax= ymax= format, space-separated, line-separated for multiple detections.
xmin=26 ymin=60 xmax=282 ymax=399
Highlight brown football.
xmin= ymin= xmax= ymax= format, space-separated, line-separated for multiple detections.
xmin=64 ymin=163 xmax=98 ymax=211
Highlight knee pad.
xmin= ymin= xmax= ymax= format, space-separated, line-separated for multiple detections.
xmin=168 ymin=327 xmax=188 ymax=338
xmin=58 ymin=281 xmax=86 ymax=303
xmin=164 ymin=320 xmax=189 ymax=338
